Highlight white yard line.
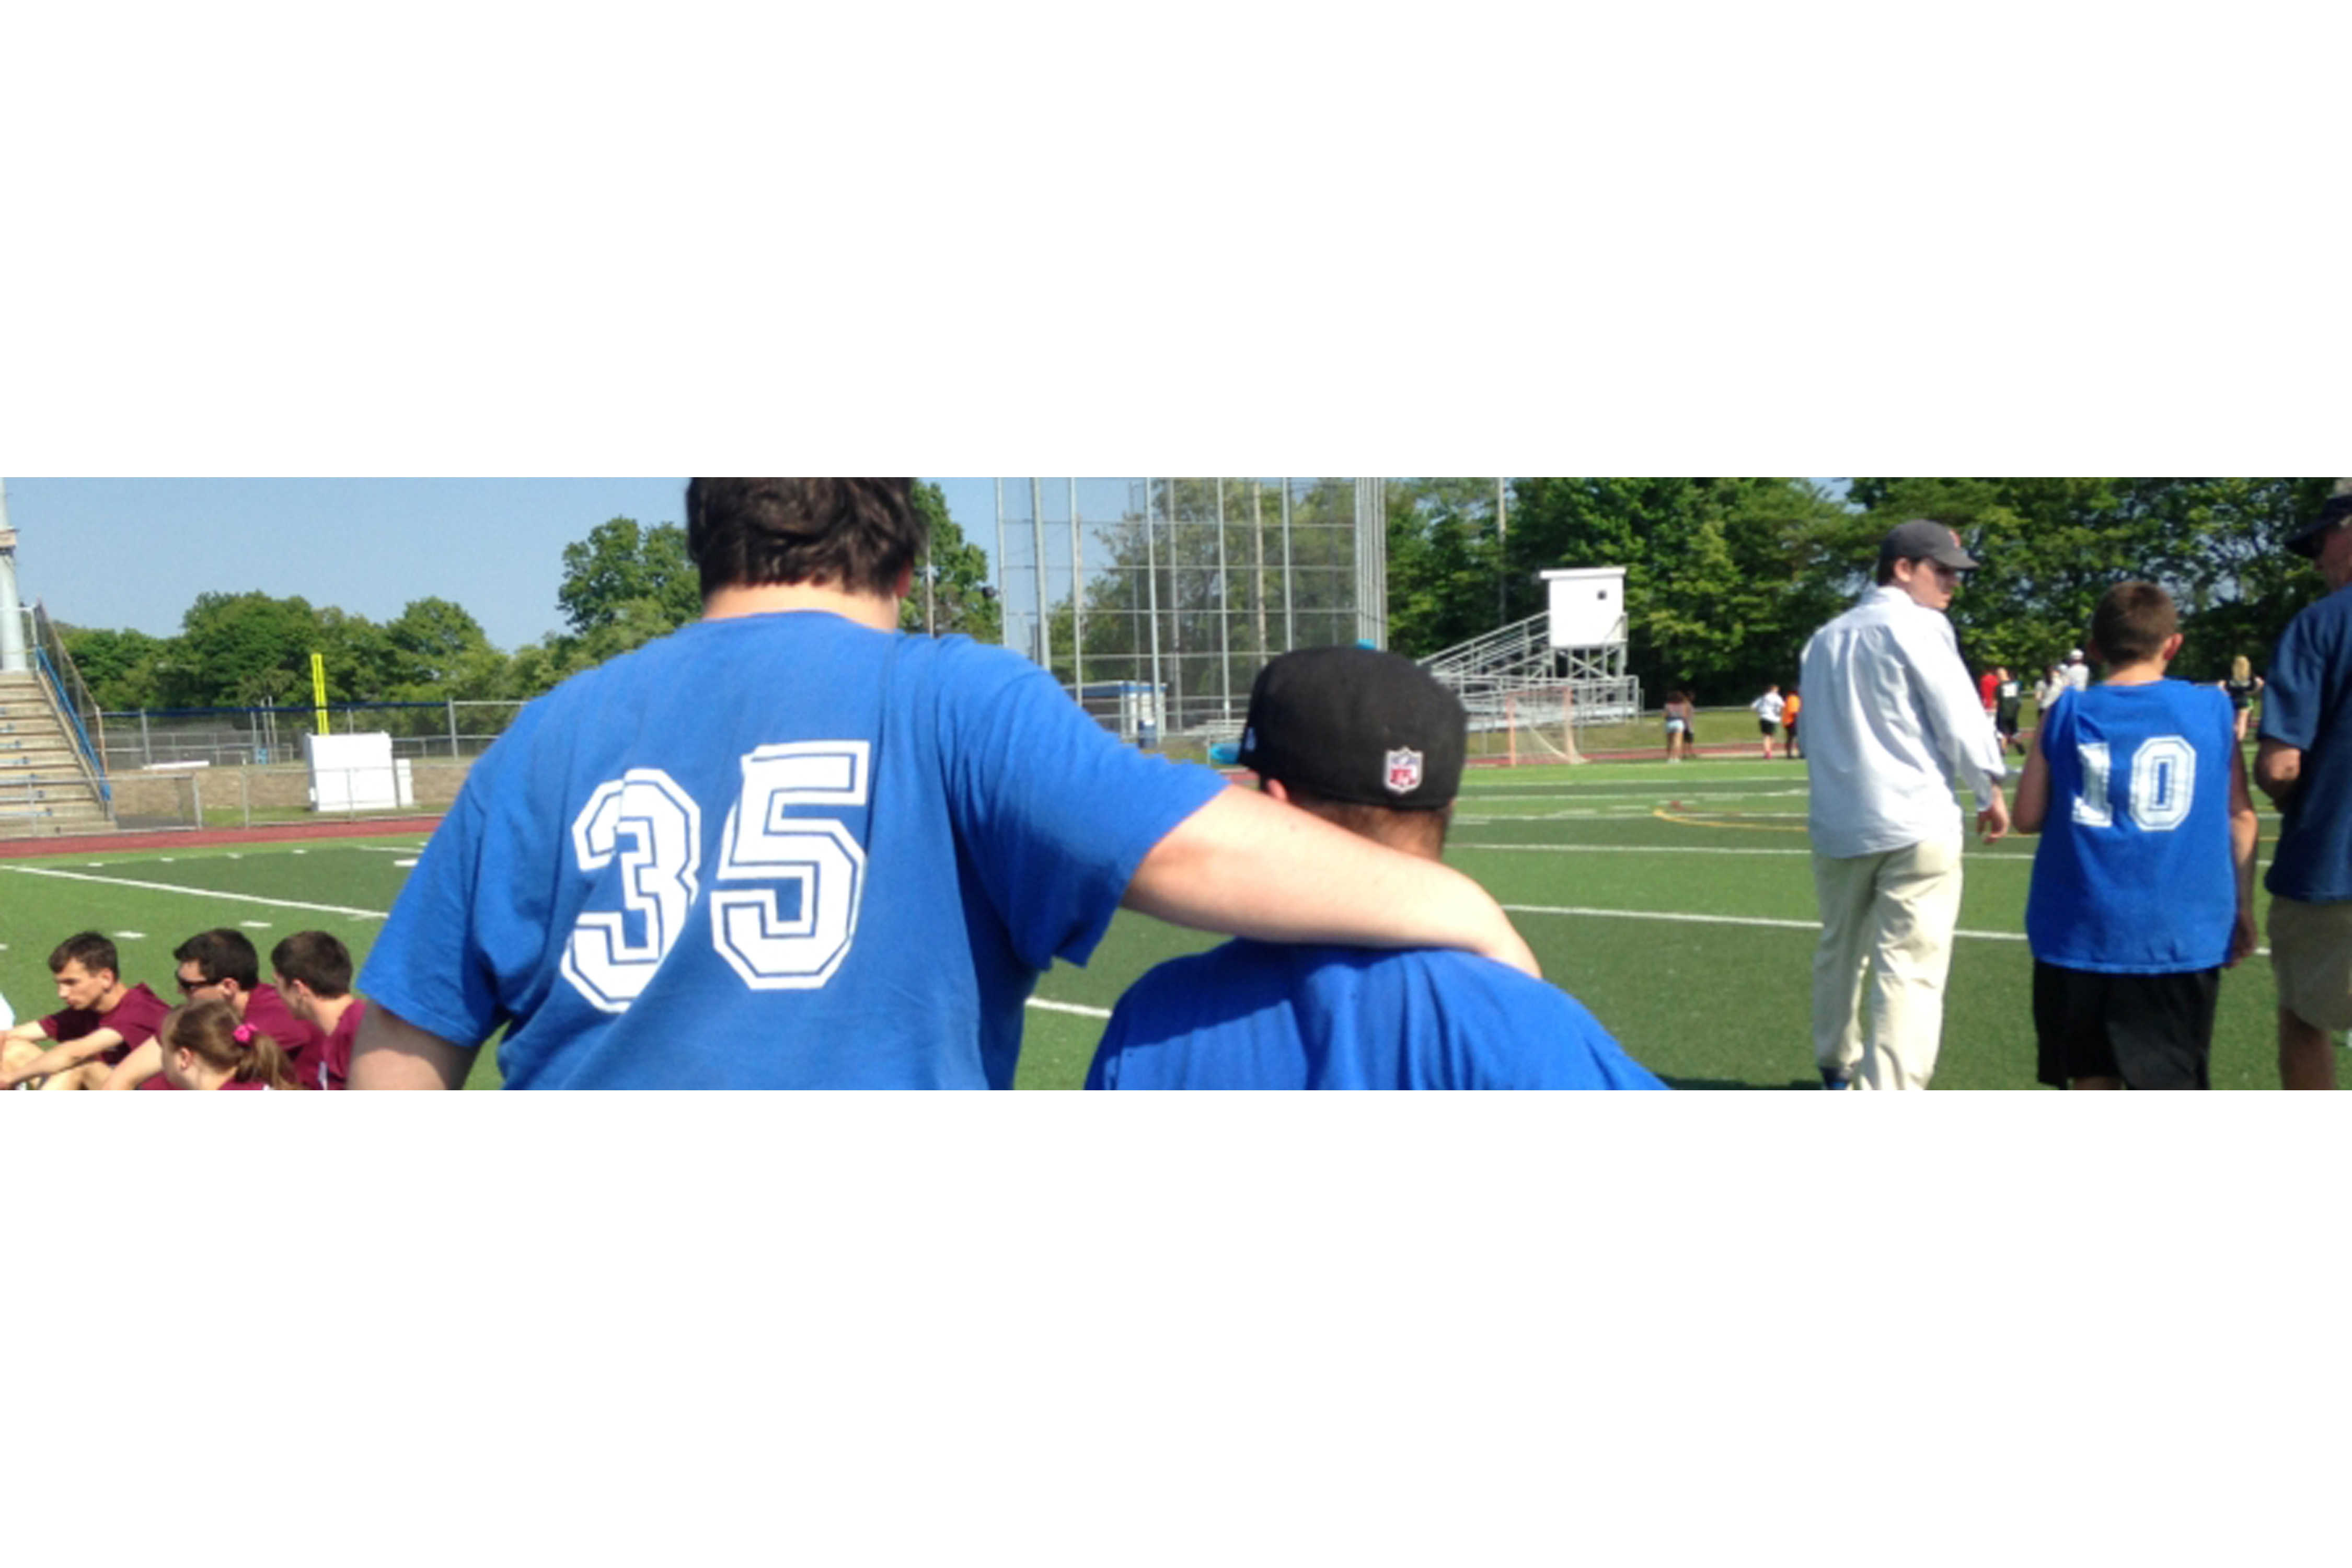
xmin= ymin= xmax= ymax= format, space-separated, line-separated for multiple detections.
xmin=1502 ymin=902 xmax=2029 ymax=941
xmin=1499 ymin=901 xmax=2267 ymax=954
xmin=0 ymin=865 xmax=391 ymax=921
xmin=1026 ymin=997 xmax=1112 ymax=1020
xmin=1454 ymin=840 xmax=2041 ymax=861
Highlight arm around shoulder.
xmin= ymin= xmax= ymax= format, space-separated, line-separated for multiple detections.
xmin=1122 ymin=787 xmax=1540 ymax=978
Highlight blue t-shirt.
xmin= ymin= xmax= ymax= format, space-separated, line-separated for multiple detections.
xmin=2262 ymin=584 xmax=2352 ymax=903
xmin=2025 ymin=679 xmax=2238 ymax=973
xmin=1086 ymin=940 xmax=1667 ymax=1090
xmin=361 ymin=613 xmax=1227 ymax=1088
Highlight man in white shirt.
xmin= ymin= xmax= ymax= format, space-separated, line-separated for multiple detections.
xmin=2062 ymin=649 xmax=2091 ymax=695
xmin=1799 ymin=520 xmax=2011 ymax=1090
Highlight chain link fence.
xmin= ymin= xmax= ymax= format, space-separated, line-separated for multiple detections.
xmin=992 ymin=479 xmax=1385 ymax=744
xmin=99 ymin=700 xmax=526 ymax=831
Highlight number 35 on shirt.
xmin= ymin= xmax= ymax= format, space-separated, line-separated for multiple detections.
xmin=560 ymin=742 xmax=871 ymax=1012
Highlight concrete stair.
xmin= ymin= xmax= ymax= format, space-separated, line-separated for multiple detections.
xmin=0 ymin=672 xmax=113 ymax=837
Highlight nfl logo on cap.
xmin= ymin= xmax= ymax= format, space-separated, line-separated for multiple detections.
xmin=1385 ymin=747 xmax=1424 ymax=795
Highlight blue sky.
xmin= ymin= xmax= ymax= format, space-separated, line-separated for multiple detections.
xmin=5 ymin=478 xmax=1855 ymax=656
xmin=4 ymin=477 xmax=1005 ymax=655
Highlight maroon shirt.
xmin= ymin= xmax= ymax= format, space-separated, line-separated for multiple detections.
xmin=245 ymin=984 xmax=328 ymax=1091
xmin=319 ymin=998 xmax=365 ymax=1092
xmin=41 ymin=982 xmax=170 ymax=1066
xmin=136 ymin=983 xmax=326 ymax=1090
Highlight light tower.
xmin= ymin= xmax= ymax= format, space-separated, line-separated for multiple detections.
xmin=0 ymin=480 xmax=26 ymax=673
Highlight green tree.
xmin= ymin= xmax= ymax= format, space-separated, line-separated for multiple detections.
xmin=57 ymin=626 xmax=169 ymax=710
xmin=1503 ymin=478 xmax=1849 ymax=701
xmin=164 ymin=591 xmax=325 ymax=708
xmin=903 ymin=481 xmax=1001 ymax=641
xmin=386 ymin=596 xmax=510 ymax=699
xmin=1387 ymin=479 xmax=1509 ymax=658
xmin=1844 ymin=478 xmax=2335 ymax=683
xmin=312 ymin=606 xmax=406 ymax=703
xmin=556 ymin=517 xmax=700 ymax=637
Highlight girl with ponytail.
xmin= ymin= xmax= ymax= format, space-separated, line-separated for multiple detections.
xmin=158 ymin=999 xmax=305 ymax=1091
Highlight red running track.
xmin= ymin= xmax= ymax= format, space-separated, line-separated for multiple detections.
xmin=0 ymin=816 xmax=445 ymax=862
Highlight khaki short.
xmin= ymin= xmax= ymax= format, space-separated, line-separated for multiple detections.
xmin=2269 ymin=896 xmax=2352 ymax=1032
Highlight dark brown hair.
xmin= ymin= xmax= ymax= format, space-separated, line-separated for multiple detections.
xmin=270 ymin=930 xmax=352 ymax=998
xmin=49 ymin=930 xmax=119 ymax=978
xmin=175 ymin=928 xmax=260 ymax=988
xmin=164 ymin=998 xmax=303 ymax=1090
xmin=684 ymin=479 xmax=925 ymax=600
xmin=2089 ymin=581 xmax=2178 ymax=666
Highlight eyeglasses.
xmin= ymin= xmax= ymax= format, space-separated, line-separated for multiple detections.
xmin=175 ymin=974 xmax=220 ymax=995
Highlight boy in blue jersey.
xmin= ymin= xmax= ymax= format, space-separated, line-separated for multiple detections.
xmin=2012 ymin=583 xmax=2258 ymax=1089
xmin=350 ymin=481 xmax=1539 ymax=1090
xmin=1087 ymin=646 xmax=1664 ymax=1090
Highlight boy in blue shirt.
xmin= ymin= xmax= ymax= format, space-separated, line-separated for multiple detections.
xmin=2012 ymin=582 xmax=2258 ymax=1089
xmin=1088 ymin=647 xmax=1664 ymax=1090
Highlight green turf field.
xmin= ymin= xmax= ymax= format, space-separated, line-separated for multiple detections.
xmin=0 ymin=750 xmax=2302 ymax=1089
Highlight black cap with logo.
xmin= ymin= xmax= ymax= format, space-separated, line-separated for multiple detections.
xmin=1237 ymin=645 xmax=1466 ymax=811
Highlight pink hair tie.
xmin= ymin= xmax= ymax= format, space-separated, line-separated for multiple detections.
xmin=233 ymin=1024 xmax=255 ymax=1046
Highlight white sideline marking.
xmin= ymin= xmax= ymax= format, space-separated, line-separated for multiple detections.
xmin=1461 ymin=788 xmax=1812 ymax=805
xmin=1454 ymin=841 xmax=2040 ymax=861
xmin=0 ymin=866 xmax=389 ymax=921
xmin=1503 ymin=902 xmax=2271 ymax=958
xmin=394 ymin=859 xmax=418 ymax=869
xmin=1459 ymin=840 xmax=1812 ymax=856
xmin=1027 ymin=997 xmax=1112 ymax=1021
xmin=1502 ymin=902 xmax=2030 ymax=943
xmin=240 ymin=920 xmax=273 ymax=929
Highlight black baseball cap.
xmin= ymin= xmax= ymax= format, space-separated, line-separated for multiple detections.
xmin=1238 ymin=646 xmax=1466 ymax=811
xmin=1877 ymin=518 xmax=1980 ymax=572
xmin=2286 ymin=488 xmax=2352 ymax=559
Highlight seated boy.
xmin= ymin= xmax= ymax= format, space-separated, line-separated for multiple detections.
xmin=2013 ymin=583 xmax=2258 ymax=1089
xmin=103 ymin=928 xmax=329 ymax=1090
xmin=1087 ymin=647 xmax=1664 ymax=1090
xmin=0 ymin=932 xmax=172 ymax=1090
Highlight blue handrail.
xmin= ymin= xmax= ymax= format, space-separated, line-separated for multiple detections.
xmin=33 ymin=643 xmax=111 ymax=803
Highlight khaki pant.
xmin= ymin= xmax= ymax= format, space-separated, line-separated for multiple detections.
xmin=2269 ymin=895 xmax=2352 ymax=1033
xmin=1811 ymin=838 xmax=1965 ymax=1090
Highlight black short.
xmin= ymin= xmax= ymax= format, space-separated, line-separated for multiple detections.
xmin=1758 ymin=719 xmax=1778 ymax=736
xmin=2032 ymin=962 xmax=2220 ymax=1089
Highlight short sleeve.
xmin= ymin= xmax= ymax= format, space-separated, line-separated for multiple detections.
xmin=359 ymin=776 xmax=508 ymax=1048
xmin=2262 ymin=612 xmax=2327 ymax=751
xmin=940 ymin=654 xmax=1228 ymax=972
